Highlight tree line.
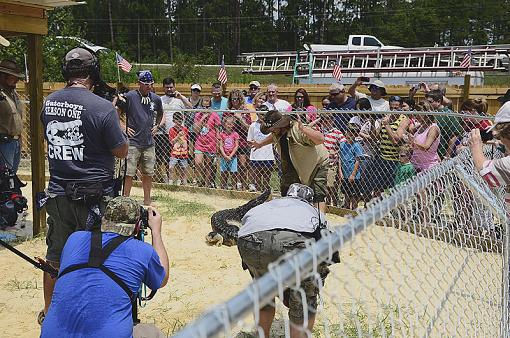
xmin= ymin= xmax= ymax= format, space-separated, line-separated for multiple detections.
xmin=1 ymin=0 xmax=509 ymax=82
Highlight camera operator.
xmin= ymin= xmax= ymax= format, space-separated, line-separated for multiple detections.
xmin=469 ymin=101 xmax=510 ymax=212
xmin=39 ymin=47 xmax=128 ymax=324
xmin=0 ymin=60 xmax=24 ymax=173
xmin=41 ymin=196 xmax=169 ymax=338
xmin=237 ymin=183 xmax=334 ymax=338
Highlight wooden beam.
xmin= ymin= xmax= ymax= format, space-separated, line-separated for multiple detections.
xmin=0 ymin=2 xmax=46 ymax=18
xmin=27 ymin=34 xmax=46 ymax=236
xmin=0 ymin=12 xmax=47 ymax=35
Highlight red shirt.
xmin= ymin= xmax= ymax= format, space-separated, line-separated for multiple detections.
xmin=169 ymin=126 xmax=189 ymax=158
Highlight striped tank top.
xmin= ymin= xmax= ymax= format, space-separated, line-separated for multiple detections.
xmin=379 ymin=114 xmax=406 ymax=161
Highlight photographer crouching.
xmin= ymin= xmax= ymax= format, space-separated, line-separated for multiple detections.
xmin=41 ymin=196 xmax=169 ymax=338
xmin=39 ymin=47 xmax=128 ymax=323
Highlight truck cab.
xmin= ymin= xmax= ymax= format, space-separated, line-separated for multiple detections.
xmin=348 ymin=35 xmax=402 ymax=50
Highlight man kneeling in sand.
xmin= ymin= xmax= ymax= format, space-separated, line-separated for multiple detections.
xmin=41 ymin=197 xmax=169 ymax=338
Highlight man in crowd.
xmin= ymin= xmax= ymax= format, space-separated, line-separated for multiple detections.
xmin=154 ymin=77 xmax=191 ymax=182
xmin=497 ymin=89 xmax=510 ymax=107
xmin=237 ymin=183 xmax=331 ymax=338
xmin=426 ymin=89 xmax=463 ymax=158
xmin=264 ymin=83 xmax=291 ymax=111
xmin=245 ymin=80 xmax=260 ymax=104
xmin=326 ymin=83 xmax=356 ymax=131
xmin=211 ymin=82 xmax=228 ymax=117
xmin=159 ymin=77 xmax=192 ymax=132
xmin=41 ymin=197 xmax=169 ymax=338
xmin=0 ymin=60 xmax=24 ymax=173
xmin=348 ymin=77 xmax=390 ymax=111
xmin=249 ymin=110 xmax=329 ymax=213
xmin=40 ymin=47 xmax=128 ymax=324
xmin=117 ymin=70 xmax=163 ymax=206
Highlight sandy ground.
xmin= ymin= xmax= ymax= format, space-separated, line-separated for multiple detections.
xmin=0 ymin=186 xmax=504 ymax=337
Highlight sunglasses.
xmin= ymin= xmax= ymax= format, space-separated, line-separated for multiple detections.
xmin=399 ymin=154 xmax=409 ymax=158
xmin=202 ymin=105 xmax=211 ymax=108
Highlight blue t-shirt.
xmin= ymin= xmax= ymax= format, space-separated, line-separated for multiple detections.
xmin=41 ymin=231 xmax=165 ymax=338
xmin=41 ymin=87 xmax=127 ymax=195
xmin=211 ymin=96 xmax=228 ymax=118
xmin=327 ymin=97 xmax=356 ymax=132
xmin=340 ymin=141 xmax=364 ymax=179
xmin=119 ymin=90 xmax=163 ymax=148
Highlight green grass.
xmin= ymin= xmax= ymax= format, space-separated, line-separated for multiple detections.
xmin=152 ymin=191 xmax=214 ymax=221
xmin=313 ymin=303 xmax=412 ymax=337
xmin=483 ymin=73 xmax=510 ymax=86
xmin=5 ymin=277 xmax=40 ymax=291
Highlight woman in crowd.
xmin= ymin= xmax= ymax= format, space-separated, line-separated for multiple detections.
xmin=287 ymin=88 xmax=317 ymax=123
xmin=410 ymin=101 xmax=441 ymax=172
xmin=227 ymin=89 xmax=252 ymax=190
xmin=252 ymin=91 xmax=268 ymax=110
xmin=445 ymin=98 xmax=493 ymax=158
xmin=193 ymin=96 xmax=221 ymax=187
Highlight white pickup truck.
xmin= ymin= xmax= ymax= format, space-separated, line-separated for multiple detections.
xmin=308 ymin=35 xmax=402 ymax=52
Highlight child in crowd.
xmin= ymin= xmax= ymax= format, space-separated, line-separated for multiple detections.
xmin=168 ymin=112 xmax=189 ymax=185
xmin=219 ymin=116 xmax=240 ymax=189
xmin=394 ymin=145 xmax=416 ymax=186
xmin=193 ymin=97 xmax=221 ymax=187
xmin=321 ymin=113 xmax=346 ymax=206
xmin=340 ymin=124 xmax=364 ymax=209
xmin=247 ymin=111 xmax=275 ymax=192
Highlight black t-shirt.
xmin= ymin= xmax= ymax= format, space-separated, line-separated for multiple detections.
xmin=41 ymin=87 xmax=126 ymax=194
xmin=117 ymin=90 xmax=163 ymax=148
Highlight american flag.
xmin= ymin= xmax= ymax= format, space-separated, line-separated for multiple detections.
xmin=116 ymin=53 xmax=132 ymax=73
xmin=460 ymin=48 xmax=472 ymax=68
xmin=218 ymin=55 xmax=228 ymax=85
xmin=332 ymin=58 xmax=342 ymax=81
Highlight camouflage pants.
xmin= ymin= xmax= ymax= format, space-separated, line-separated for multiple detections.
xmin=238 ymin=229 xmax=329 ymax=323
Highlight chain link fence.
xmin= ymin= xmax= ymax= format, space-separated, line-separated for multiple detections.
xmin=173 ymin=145 xmax=508 ymax=337
xmin=151 ymin=106 xmax=496 ymax=211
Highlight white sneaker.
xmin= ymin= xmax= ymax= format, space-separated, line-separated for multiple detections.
xmin=176 ymin=179 xmax=182 ymax=186
xmin=248 ymin=184 xmax=257 ymax=192
xmin=236 ymin=182 xmax=243 ymax=190
xmin=168 ymin=180 xmax=174 ymax=185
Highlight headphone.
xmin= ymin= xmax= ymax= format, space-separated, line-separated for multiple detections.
xmin=61 ymin=46 xmax=101 ymax=84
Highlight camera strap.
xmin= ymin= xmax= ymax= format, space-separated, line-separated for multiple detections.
xmin=58 ymin=232 xmax=139 ymax=321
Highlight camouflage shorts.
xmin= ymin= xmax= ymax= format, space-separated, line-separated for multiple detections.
xmin=126 ymin=145 xmax=156 ymax=177
xmin=238 ymin=230 xmax=329 ymax=323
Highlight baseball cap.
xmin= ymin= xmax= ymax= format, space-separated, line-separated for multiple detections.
xmin=101 ymin=196 xmax=141 ymax=236
xmin=137 ymin=70 xmax=154 ymax=85
xmin=249 ymin=80 xmax=261 ymax=88
xmin=64 ymin=47 xmax=96 ymax=69
xmin=488 ymin=101 xmax=510 ymax=132
xmin=191 ymin=83 xmax=202 ymax=91
xmin=286 ymin=183 xmax=314 ymax=204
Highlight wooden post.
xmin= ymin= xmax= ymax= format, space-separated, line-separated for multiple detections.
xmin=27 ymin=34 xmax=45 ymax=236
xmin=462 ymin=74 xmax=471 ymax=102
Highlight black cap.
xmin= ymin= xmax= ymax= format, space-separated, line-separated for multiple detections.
xmin=64 ymin=47 xmax=96 ymax=69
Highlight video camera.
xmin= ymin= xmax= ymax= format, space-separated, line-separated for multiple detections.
xmin=0 ymin=166 xmax=27 ymax=230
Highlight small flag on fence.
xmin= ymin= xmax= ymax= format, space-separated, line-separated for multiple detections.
xmin=332 ymin=58 xmax=342 ymax=81
xmin=460 ymin=48 xmax=472 ymax=68
xmin=218 ymin=55 xmax=228 ymax=85
xmin=116 ymin=53 xmax=132 ymax=73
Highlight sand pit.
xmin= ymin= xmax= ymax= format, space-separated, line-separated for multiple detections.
xmin=0 ymin=187 xmax=503 ymax=337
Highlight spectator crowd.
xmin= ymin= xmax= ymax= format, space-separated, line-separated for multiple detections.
xmin=120 ymin=74 xmax=496 ymax=210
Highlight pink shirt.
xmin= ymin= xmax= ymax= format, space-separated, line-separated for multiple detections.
xmin=194 ymin=112 xmax=221 ymax=153
xmin=220 ymin=131 xmax=240 ymax=156
xmin=411 ymin=123 xmax=440 ymax=172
